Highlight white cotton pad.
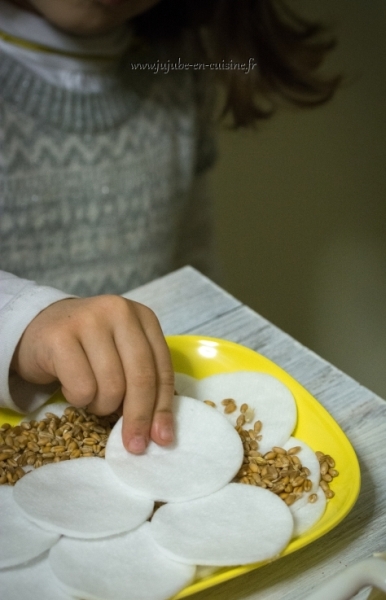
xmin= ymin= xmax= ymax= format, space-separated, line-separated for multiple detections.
xmin=182 ymin=371 xmax=297 ymax=454
xmin=150 ymin=482 xmax=294 ymax=566
xmin=0 ymin=486 xmax=59 ymax=569
xmin=0 ymin=554 xmax=76 ymax=600
xmin=195 ymin=565 xmax=219 ymax=579
xmin=282 ymin=436 xmax=321 ymax=509
xmin=49 ymin=522 xmax=196 ymax=600
xmin=21 ymin=401 xmax=70 ymax=422
xmin=174 ymin=372 xmax=198 ymax=396
xmin=13 ymin=457 xmax=154 ymax=539
xmin=105 ymin=395 xmax=244 ymax=502
xmin=290 ymin=486 xmax=327 ymax=537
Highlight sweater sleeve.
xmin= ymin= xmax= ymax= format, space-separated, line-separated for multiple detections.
xmin=0 ymin=270 xmax=75 ymax=413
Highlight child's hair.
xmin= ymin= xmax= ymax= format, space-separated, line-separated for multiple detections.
xmin=133 ymin=0 xmax=341 ymax=127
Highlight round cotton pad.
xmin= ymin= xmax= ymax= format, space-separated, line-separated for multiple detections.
xmin=0 ymin=486 xmax=59 ymax=569
xmin=181 ymin=371 xmax=297 ymax=454
xmin=13 ymin=457 xmax=154 ymax=539
xmin=0 ymin=554 xmax=76 ymax=600
xmin=49 ymin=522 xmax=196 ymax=600
xmin=174 ymin=373 xmax=197 ymax=396
xmin=150 ymin=483 xmax=294 ymax=566
xmin=105 ymin=395 xmax=244 ymax=502
xmin=290 ymin=486 xmax=327 ymax=537
xmin=21 ymin=401 xmax=70 ymax=422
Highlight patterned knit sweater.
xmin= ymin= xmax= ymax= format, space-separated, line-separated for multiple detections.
xmin=0 ymin=45 xmax=216 ymax=295
xmin=0 ymin=9 xmax=216 ymax=412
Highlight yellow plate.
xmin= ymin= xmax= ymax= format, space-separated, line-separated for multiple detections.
xmin=0 ymin=335 xmax=360 ymax=599
xmin=166 ymin=335 xmax=361 ymax=599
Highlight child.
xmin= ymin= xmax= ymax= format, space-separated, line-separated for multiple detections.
xmin=0 ymin=0 xmax=339 ymax=453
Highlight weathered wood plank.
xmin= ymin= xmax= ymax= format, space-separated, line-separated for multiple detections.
xmin=124 ymin=266 xmax=241 ymax=334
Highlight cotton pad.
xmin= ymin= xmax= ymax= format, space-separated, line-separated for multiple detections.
xmin=150 ymin=482 xmax=294 ymax=566
xmin=49 ymin=522 xmax=196 ymax=600
xmin=106 ymin=395 xmax=244 ymax=502
xmin=174 ymin=372 xmax=197 ymax=396
xmin=290 ymin=486 xmax=327 ymax=537
xmin=21 ymin=401 xmax=70 ymax=422
xmin=0 ymin=554 xmax=76 ymax=600
xmin=0 ymin=486 xmax=59 ymax=569
xmin=179 ymin=371 xmax=297 ymax=454
xmin=13 ymin=457 xmax=154 ymax=539
xmin=195 ymin=565 xmax=219 ymax=579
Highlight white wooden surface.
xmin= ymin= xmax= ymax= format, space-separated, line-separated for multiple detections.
xmin=125 ymin=266 xmax=386 ymax=600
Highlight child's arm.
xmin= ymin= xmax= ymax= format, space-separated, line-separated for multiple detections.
xmin=0 ymin=270 xmax=75 ymax=412
xmin=0 ymin=271 xmax=174 ymax=454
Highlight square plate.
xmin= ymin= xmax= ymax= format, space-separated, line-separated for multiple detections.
xmin=0 ymin=335 xmax=360 ymax=599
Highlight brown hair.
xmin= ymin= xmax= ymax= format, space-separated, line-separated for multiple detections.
xmin=133 ymin=0 xmax=341 ymax=127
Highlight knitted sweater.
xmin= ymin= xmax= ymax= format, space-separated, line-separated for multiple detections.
xmin=0 ymin=6 xmax=216 ymax=413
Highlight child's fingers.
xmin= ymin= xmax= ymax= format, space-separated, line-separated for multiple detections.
xmin=150 ymin=407 xmax=175 ymax=447
xmin=51 ymin=338 xmax=97 ymax=409
xmin=80 ymin=333 xmax=126 ymax=417
xmin=119 ymin=339 xmax=157 ymax=454
xmin=137 ymin=306 xmax=175 ymax=446
xmin=116 ymin=302 xmax=174 ymax=454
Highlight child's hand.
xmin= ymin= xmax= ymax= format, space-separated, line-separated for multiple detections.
xmin=10 ymin=296 xmax=175 ymax=454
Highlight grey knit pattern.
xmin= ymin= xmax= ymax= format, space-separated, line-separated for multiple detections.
xmin=0 ymin=41 xmax=216 ymax=297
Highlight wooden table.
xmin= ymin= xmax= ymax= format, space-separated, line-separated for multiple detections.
xmin=125 ymin=266 xmax=386 ymax=600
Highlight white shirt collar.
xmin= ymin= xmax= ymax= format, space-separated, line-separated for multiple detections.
xmin=0 ymin=0 xmax=135 ymax=89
